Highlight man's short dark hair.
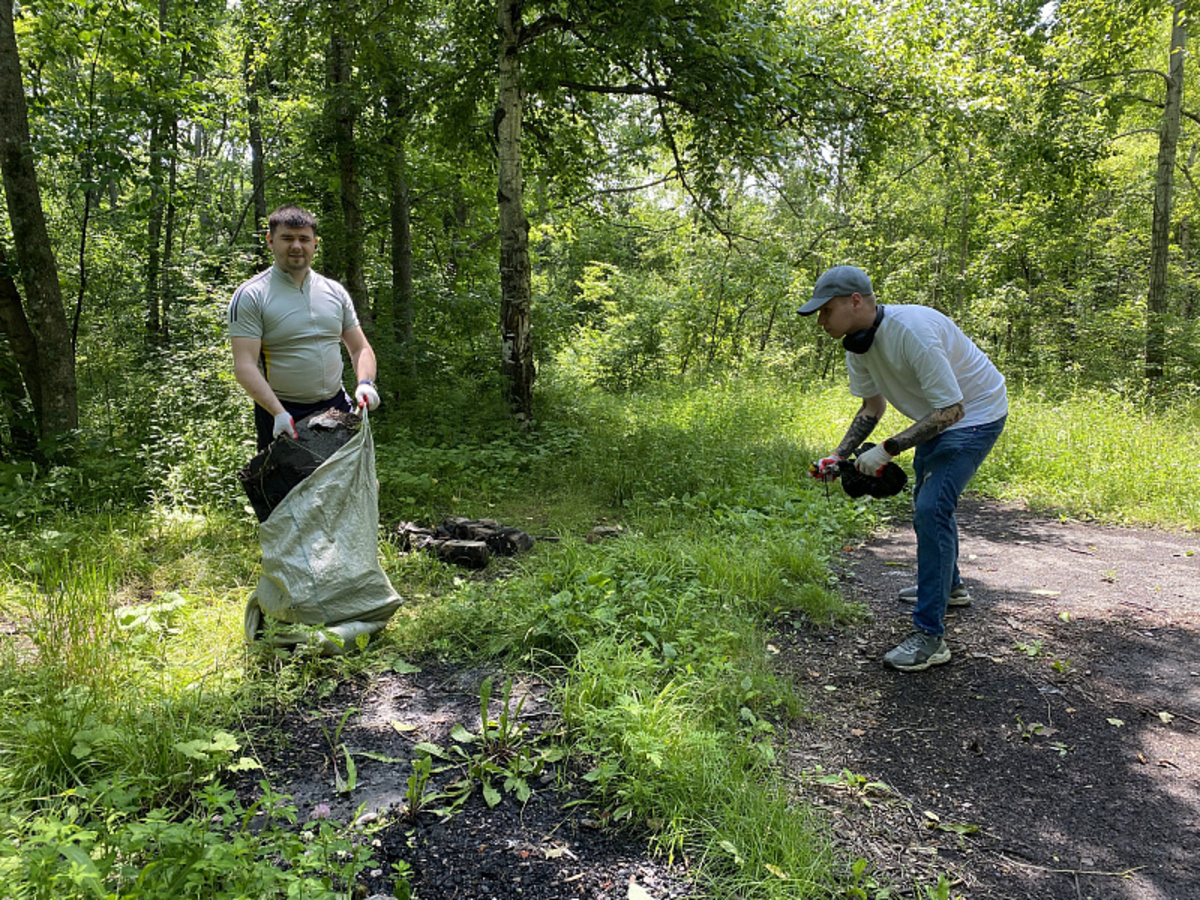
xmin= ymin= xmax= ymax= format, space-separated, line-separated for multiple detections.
xmin=268 ymin=205 xmax=318 ymax=235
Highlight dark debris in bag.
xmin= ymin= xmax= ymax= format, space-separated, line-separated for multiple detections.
xmin=238 ymin=408 xmax=361 ymax=522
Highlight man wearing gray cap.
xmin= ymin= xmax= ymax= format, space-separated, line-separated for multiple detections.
xmin=800 ymin=265 xmax=1007 ymax=672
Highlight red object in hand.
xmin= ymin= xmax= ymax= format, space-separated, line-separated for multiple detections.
xmin=811 ymin=454 xmax=843 ymax=481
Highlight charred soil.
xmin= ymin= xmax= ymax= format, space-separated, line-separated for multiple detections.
xmin=233 ymin=665 xmax=698 ymax=900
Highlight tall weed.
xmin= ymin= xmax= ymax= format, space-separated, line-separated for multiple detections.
xmin=975 ymin=388 xmax=1200 ymax=528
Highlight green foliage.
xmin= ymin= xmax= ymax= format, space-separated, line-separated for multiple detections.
xmin=406 ymin=677 xmax=566 ymax=815
xmin=0 ymin=783 xmax=389 ymax=900
xmin=376 ymin=380 xmax=879 ymax=897
xmin=975 ymin=385 xmax=1200 ymax=528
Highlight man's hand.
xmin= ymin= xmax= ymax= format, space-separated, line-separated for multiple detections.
xmin=855 ymin=443 xmax=893 ymax=477
xmin=273 ymin=412 xmax=297 ymax=440
xmin=355 ymin=381 xmax=380 ymax=411
xmin=811 ymin=454 xmax=843 ymax=482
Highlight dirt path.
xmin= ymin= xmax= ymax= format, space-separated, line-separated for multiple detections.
xmin=778 ymin=498 xmax=1200 ymax=900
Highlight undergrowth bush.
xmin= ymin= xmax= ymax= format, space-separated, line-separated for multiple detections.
xmin=0 ymin=783 xmax=394 ymax=900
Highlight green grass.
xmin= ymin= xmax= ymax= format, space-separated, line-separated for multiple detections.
xmin=977 ymin=388 xmax=1200 ymax=528
xmin=0 ymin=375 xmax=1194 ymax=899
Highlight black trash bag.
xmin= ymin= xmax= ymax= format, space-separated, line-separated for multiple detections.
xmin=237 ymin=408 xmax=361 ymax=522
xmin=840 ymin=444 xmax=908 ymax=499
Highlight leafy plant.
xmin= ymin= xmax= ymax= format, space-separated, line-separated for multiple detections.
xmin=321 ymin=707 xmax=361 ymax=795
xmin=1015 ymin=639 xmax=1043 ymax=658
xmin=418 ymin=678 xmax=565 ymax=814
xmin=812 ymin=767 xmax=895 ymax=807
xmin=402 ymin=755 xmax=438 ymax=821
xmin=0 ymin=782 xmax=396 ymax=899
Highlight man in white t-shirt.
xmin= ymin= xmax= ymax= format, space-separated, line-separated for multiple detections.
xmin=800 ymin=265 xmax=1008 ymax=672
xmin=228 ymin=205 xmax=381 ymax=451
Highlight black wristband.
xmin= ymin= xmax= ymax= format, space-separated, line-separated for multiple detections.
xmin=882 ymin=438 xmax=901 ymax=457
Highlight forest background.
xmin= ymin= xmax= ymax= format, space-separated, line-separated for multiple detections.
xmin=1 ymin=0 xmax=1199 ymax=898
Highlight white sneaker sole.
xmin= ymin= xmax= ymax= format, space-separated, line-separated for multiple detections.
xmin=884 ymin=645 xmax=952 ymax=672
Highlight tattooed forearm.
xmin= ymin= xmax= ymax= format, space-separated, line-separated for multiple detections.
xmin=886 ymin=403 xmax=965 ymax=454
xmin=835 ymin=411 xmax=881 ymax=458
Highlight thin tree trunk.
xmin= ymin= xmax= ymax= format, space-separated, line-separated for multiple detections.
xmin=243 ymin=32 xmax=268 ymax=263
xmin=957 ymin=147 xmax=972 ymax=309
xmin=385 ymin=79 xmax=416 ymax=380
xmin=1146 ymin=0 xmax=1188 ymax=385
xmin=0 ymin=0 xmax=78 ymax=439
xmin=144 ymin=0 xmax=171 ymax=339
xmin=1181 ymin=144 xmax=1199 ymax=318
xmin=497 ymin=0 xmax=534 ymax=421
xmin=326 ymin=21 xmax=370 ymax=326
xmin=161 ymin=115 xmax=178 ymax=337
xmin=759 ymin=298 xmax=778 ymax=352
xmin=146 ymin=112 xmax=165 ymax=336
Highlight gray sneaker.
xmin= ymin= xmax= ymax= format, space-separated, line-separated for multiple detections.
xmin=898 ymin=583 xmax=971 ymax=607
xmin=883 ymin=631 xmax=951 ymax=672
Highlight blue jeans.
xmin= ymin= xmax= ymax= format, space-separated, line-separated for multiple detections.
xmin=911 ymin=415 xmax=1006 ymax=636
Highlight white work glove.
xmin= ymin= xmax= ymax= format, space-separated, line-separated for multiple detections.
xmin=811 ymin=454 xmax=843 ymax=482
xmin=355 ymin=381 xmax=380 ymax=412
xmin=855 ymin=443 xmax=893 ymax=477
xmin=272 ymin=411 xmax=297 ymax=440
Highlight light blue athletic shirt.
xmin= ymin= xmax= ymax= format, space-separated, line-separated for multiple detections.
xmin=846 ymin=305 xmax=1008 ymax=429
xmin=228 ymin=265 xmax=360 ymax=404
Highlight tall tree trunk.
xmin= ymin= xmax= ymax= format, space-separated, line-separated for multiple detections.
xmin=242 ymin=20 xmax=269 ymax=266
xmin=385 ymin=80 xmax=416 ymax=381
xmin=0 ymin=0 xmax=78 ymax=440
xmin=161 ymin=115 xmax=178 ymax=338
xmin=144 ymin=0 xmax=170 ymax=338
xmin=1181 ymin=144 xmax=1199 ymax=318
xmin=957 ymin=147 xmax=972 ymax=309
xmin=146 ymin=111 xmax=166 ymax=337
xmin=497 ymin=0 xmax=534 ymax=421
xmin=326 ymin=21 xmax=370 ymax=326
xmin=1146 ymin=0 xmax=1188 ymax=386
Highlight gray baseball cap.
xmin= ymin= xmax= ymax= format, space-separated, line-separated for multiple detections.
xmin=798 ymin=265 xmax=874 ymax=315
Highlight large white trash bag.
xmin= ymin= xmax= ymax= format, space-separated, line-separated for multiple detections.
xmin=244 ymin=407 xmax=401 ymax=655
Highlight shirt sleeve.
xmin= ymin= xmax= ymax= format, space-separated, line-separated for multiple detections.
xmin=337 ymin=283 xmax=361 ymax=332
xmin=846 ymin=353 xmax=879 ymax=399
xmin=228 ymin=285 xmax=264 ymax=339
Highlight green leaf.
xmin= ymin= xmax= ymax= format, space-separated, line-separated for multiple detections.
xmin=339 ymin=745 xmax=357 ymax=793
xmin=358 ymin=751 xmax=405 ymax=764
xmin=413 ymin=741 xmax=449 ymax=759
xmin=482 ymin=781 xmax=501 ymax=807
xmin=59 ymin=845 xmax=106 ymax=899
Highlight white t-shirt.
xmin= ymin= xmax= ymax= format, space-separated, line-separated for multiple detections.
xmin=228 ymin=266 xmax=360 ymax=403
xmin=846 ymin=305 xmax=1007 ymax=429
